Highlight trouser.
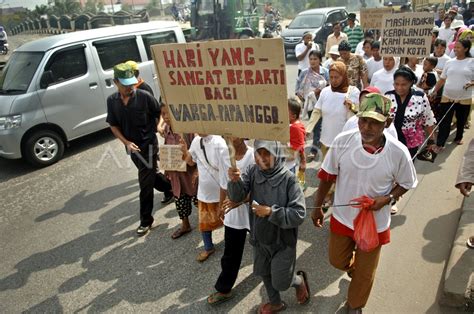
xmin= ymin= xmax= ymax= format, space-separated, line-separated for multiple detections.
xmin=175 ymin=194 xmax=196 ymax=220
xmin=202 ymin=231 xmax=214 ymax=251
xmin=215 ymin=226 xmax=248 ymax=294
xmin=436 ymin=102 xmax=471 ymax=147
xmin=308 ymin=112 xmax=322 ymax=154
xmin=131 ymin=143 xmax=172 ymax=227
xmin=329 ymin=231 xmax=382 ymax=309
xmin=254 ymin=243 xmax=300 ymax=305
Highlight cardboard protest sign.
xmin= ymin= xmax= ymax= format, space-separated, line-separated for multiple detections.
xmin=380 ymin=12 xmax=434 ymax=58
xmin=151 ymin=38 xmax=289 ymax=142
xmin=360 ymin=8 xmax=392 ymax=30
xmin=159 ymin=145 xmax=187 ymax=172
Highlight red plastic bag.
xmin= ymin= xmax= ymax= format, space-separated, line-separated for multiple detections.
xmin=351 ymin=196 xmax=379 ymax=252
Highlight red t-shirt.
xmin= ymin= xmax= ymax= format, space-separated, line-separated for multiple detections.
xmin=290 ymin=121 xmax=306 ymax=152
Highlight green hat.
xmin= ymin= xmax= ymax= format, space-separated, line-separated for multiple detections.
xmin=357 ymin=93 xmax=392 ymax=122
xmin=113 ymin=63 xmax=138 ymax=86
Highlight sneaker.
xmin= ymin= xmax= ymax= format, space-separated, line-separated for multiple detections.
xmin=136 ymin=224 xmax=151 ymax=236
xmin=161 ymin=193 xmax=174 ymax=205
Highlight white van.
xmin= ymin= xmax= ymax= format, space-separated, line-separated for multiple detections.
xmin=0 ymin=21 xmax=186 ymax=167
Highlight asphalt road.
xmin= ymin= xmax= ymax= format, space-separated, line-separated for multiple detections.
xmin=0 ymin=56 xmax=470 ymax=313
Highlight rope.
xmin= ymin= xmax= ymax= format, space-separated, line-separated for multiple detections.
xmin=410 ymin=100 xmax=456 ymax=161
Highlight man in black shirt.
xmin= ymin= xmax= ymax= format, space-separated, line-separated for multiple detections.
xmin=106 ymin=63 xmax=173 ymax=236
xmin=126 ymin=60 xmax=155 ymax=96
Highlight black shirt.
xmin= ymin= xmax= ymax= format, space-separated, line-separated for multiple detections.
xmin=137 ymin=80 xmax=154 ymax=96
xmin=106 ymin=89 xmax=161 ymax=147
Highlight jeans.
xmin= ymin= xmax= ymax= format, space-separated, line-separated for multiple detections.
xmin=202 ymin=231 xmax=214 ymax=251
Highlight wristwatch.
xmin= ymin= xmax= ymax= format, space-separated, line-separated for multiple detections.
xmin=388 ymin=194 xmax=396 ymax=205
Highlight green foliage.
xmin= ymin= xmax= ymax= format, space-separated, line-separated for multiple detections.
xmin=84 ymin=0 xmax=98 ymax=14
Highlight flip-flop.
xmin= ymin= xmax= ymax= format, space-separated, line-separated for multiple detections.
xmin=257 ymin=301 xmax=287 ymax=314
xmin=207 ymin=291 xmax=234 ymax=305
xmin=296 ymin=270 xmax=310 ymax=305
xmin=171 ymin=227 xmax=192 ymax=239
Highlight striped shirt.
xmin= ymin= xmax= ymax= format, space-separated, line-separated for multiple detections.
xmin=344 ymin=24 xmax=364 ymax=53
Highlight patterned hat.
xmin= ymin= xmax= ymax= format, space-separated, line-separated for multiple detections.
xmin=113 ymin=63 xmax=138 ymax=86
xmin=357 ymin=93 xmax=392 ymax=122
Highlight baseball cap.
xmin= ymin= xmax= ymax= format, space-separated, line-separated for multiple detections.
xmin=125 ymin=60 xmax=139 ymax=72
xmin=328 ymin=45 xmax=340 ymax=56
xmin=113 ymin=63 xmax=138 ymax=86
xmin=361 ymin=86 xmax=381 ymax=94
xmin=357 ymin=93 xmax=392 ymax=122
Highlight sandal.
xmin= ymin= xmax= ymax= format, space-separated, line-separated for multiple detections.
xmin=257 ymin=301 xmax=287 ymax=314
xmin=196 ymin=249 xmax=215 ymax=262
xmin=296 ymin=270 xmax=310 ymax=305
xmin=207 ymin=291 xmax=234 ymax=305
xmin=455 ymin=139 xmax=464 ymax=145
xmin=171 ymin=227 xmax=192 ymax=239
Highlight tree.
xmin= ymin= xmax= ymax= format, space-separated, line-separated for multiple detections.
xmin=84 ymin=0 xmax=98 ymax=13
xmin=34 ymin=4 xmax=50 ymax=17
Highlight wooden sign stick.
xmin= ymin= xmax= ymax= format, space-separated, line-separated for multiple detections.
xmin=224 ymin=136 xmax=237 ymax=169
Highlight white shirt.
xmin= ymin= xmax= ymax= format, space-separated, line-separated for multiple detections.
xmin=295 ymin=42 xmax=318 ymax=70
xmin=342 ymin=115 xmax=398 ymax=139
xmin=403 ymin=64 xmax=423 ymax=84
xmin=322 ymin=129 xmax=418 ymax=232
xmin=323 ymin=58 xmax=335 ymax=69
xmin=441 ymin=57 xmax=474 ymax=101
xmin=355 ymin=41 xmax=364 ymax=56
xmin=218 ymin=146 xmax=254 ymax=230
xmin=430 ymin=53 xmax=451 ymax=71
xmin=366 ymin=57 xmax=384 ymax=81
xmin=315 ymin=86 xmax=360 ymax=147
xmin=371 ymin=68 xmax=396 ymax=95
xmin=189 ymin=135 xmax=227 ymax=203
xmin=438 ymin=27 xmax=455 ymax=44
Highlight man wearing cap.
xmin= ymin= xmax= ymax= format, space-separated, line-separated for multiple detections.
xmin=106 ymin=63 xmax=174 ymax=236
xmin=295 ymin=32 xmax=319 ymax=75
xmin=323 ymin=45 xmax=340 ymax=69
xmin=311 ymin=93 xmax=417 ymax=313
xmin=125 ymin=60 xmax=155 ymax=96
xmin=344 ymin=13 xmax=364 ymax=53
xmin=325 ymin=22 xmax=348 ymax=58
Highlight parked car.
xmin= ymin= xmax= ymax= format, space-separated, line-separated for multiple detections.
xmin=0 ymin=21 xmax=186 ymax=167
xmin=281 ymin=7 xmax=349 ymax=58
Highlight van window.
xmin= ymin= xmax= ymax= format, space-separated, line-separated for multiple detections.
xmin=45 ymin=46 xmax=87 ymax=84
xmin=142 ymin=31 xmax=178 ymax=60
xmin=0 ymin=52 xmax=44 ymax=94
xmin=94 ymin=37 xmax=141 ymax=70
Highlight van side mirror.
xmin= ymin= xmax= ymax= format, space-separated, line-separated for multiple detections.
xmin=40 ymin=71 xmax=55 ymax=89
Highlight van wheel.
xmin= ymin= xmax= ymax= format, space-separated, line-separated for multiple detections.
xmin=23 ymin=130 xmax=65 ymax=167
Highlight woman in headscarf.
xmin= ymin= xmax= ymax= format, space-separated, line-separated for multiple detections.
xmin=385 ymin=67 xmax=436 ymax=157
xmin=371 ymin=56 xmax=400 ymax=95
xmin=295 ymin=50 xmax=329 ymax=160
xmin=227 ymin=140 xmax=309 ymax=313
xmin=306 ymin=61 xmax=360 ymax=158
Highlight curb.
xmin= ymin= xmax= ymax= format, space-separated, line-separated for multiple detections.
xmin=440 ymin=194 xmax=474 ymax=310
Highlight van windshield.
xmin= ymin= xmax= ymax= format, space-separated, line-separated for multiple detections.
xmin=0 ymin=52 xmax=44 ymax=95
xmin=288 ymin=14 xmax=324 ymax=29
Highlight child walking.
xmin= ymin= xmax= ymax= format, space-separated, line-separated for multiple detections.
xmin=287 ymin=98 xmax=307 ymax=188
xmin=227 ymin=140 xmax=310 ymax=312
xmin=181 ymin=134 xmax=226 ymax=262
xmin=160 ymin=104 xmax=197 ymax=239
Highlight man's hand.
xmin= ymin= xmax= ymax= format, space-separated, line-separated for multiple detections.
xmin=228 ymin=167 xmax=241 ymax=182
xmin=344 ymin=98 xmax=353 ymax=111
xmin=223 ymin=198 xmax=241 ymax=214
xmin=126 ymin=141 xmax=141 ymax=153
xmin=311 ymin=209 xmax=325 ymax=228
xmin=252 ymin=204 xmax=272 ymax=217
xmin=369 ymin=196 xmax=390 ymax=211
xmin=457 ymin=182 xmax=472 ymax=197
xmin=179 ymin=138 xmax=188 ymax=154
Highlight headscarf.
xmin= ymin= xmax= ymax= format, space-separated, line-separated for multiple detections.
xmin=448 ymin=25 xmax=469 ymax=51
xmin=329 ymin=61 xmax=349 ymax=93
xmin=383 ymin=56 xmax=400 ymax=72
xmin=459 ymin=29 xmax=473 ymax=41
xmin=253 ymin=140 xmax=287 ymax=187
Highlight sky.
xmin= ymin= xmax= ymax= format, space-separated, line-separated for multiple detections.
xmin=1 ymin=0 xmax=49 ymax=10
